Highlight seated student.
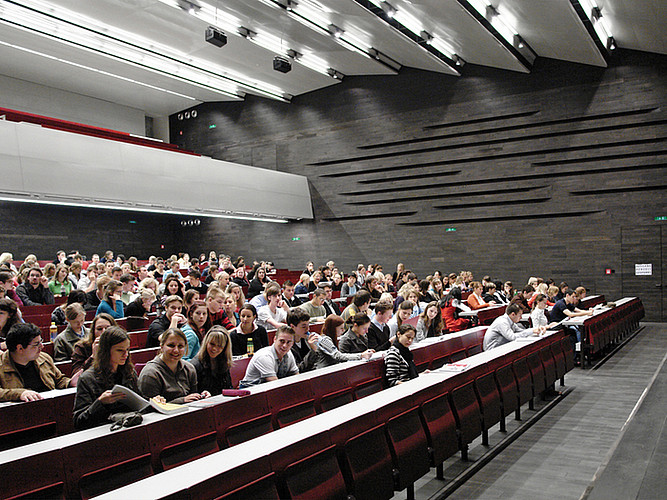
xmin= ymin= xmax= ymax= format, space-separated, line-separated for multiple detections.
xmin=184 ymin=269 xmax=208 ymax=295
xmin=294 ymin=273 xmax=310 ymax=296
xmin=49 ymin=264 xmax=73 ymax=297
xmin=16 ymin=267 xmax=55 ymax=306
xmin=162 ymin=260 xmax=182 ymax=281
xmin=467 ymin=281 xmax=495 ymax=310
xmin=416 ymin=301 xmax=444 ymax=341
xmin=190 ymin=326 xmax=233 ymax=395
xmin=182 ymin=289 xmax=198 ymax=313
xmin=159 ymin=275 xmax=185 ymax=308
xmin=489 ymin=280 xmax=508 ymax=304
xmin=222 ymin=292 xmax=239 ymax=328
xmin=405 ymin=288 xmax=423 ymax=317
xmin=0 ymin=297 xmax=21 ymax=349
xmin=151 ymin=258 xmax=166 ymax=280
xmin=231 ymin=266 xmax=250 ymax=288
xmin=0 ymin=323 xmax=76 ymax=402
xmin=482 ymin=282 xmax=499 ymax=304
xmin=225 ymin=283 xmax=246 ymax=314
xmin=246 ymin=266 xmax=268 ymax=299
xmin=386 ymin=324 xmax=424 ymax=387
xmin=367 ymin=300 xmax=395 ymax=351
xmin=483 ymin=304 xmax=546 ymax=351
xmin=239 ymin=326 xmax=299 ymax=387
xmin=340 ymin=273 xmax=358 ymax=298
xmin=312 ymin=314 xmax=373 ymax=369
xmin=308 ymin=270 xmax=322 ymax=293
xmin=339 ymin=313 xmax=372 ymax=354
xmin=299 ymin=287 xmax=327 ymax=320
xmin=331 ymin=273 xmax=343 ymax=292
xmin=249 ymin=280 xmax=279 ymax=309
xmin=387 ymin=300 xmax=414 ymax=338
xmin=546 ymin=285 xmax=559 ymax=306
xmin=139 ymin=328 xmax=210 ymax=403
xmin=147 ymin=295 xmax=186 ymax=348
xmin=285 ymin=308 xmax=320 ymax=372
xmin=549 ymin=288 xmax=593 ymax=360
xmin=441 ymin=287 xmax=470 ymax=333
xmin=72 ymin=327 xmax=139 ymax=429
xmin=230 ymin=304 xmax=269 ymax=356
xmin=51 ymin=289 xmax=87 ymax=326
xmin=118 ymin=273 xmax=136 ymax=306
xmin=321 ymin=283 xmax=341 ymax=316
xmin=181 ymin=301 xmax=209 ymax=361
xmin=510 ymin=285 xmax=534 ymax=313
xmin=96 ymin=279 xmax=124 ymax=319
xmin=574 ymin=286 xmax=587 ymax=306
xmin=530 ymin=294 xmax=560 ymax=330
xmin=205 ymin=287 xmax=235 ymax=330
xmin=71 ymin=314 xmax=117 ymax=374
xmin=85 ymin=275 xmax=111 ymax=311
xmin=362 ymin=276 xmax=383 ymax=301
xmin=53 ymin=303 xmax=87 ymax=361
xmin=256 ymin=284 xmax=289 ymax=331
xmin=0 ymin=271 xmax=23 ymax=306
xmin=341 ymin=290 xmax=372 ymax=324
xmin=124 ymin=289 xmax=156 ymax=318
xmin=282 ymin=280 xmax=302 ymax=308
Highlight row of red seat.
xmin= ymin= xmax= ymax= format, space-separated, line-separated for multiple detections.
xmin=95 ymin=331 xmax=573 ymax=500
xmin=0 ymin=327 xmax=494 ymax=498
xmin=583 ymin=297 xmax=644 ymax=359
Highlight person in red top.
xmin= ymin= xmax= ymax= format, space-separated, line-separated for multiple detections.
xmin=440 ymin=288 xmax=470 ymax=333
xmin=205 ymin=287 xmax=234 ymax=330
xmin=467 ymin=281 xmax=495 ymax=310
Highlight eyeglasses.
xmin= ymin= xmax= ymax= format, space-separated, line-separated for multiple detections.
xmin=28 ymin=339 xmax=43 ymax=348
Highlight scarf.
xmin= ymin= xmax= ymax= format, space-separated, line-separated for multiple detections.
xmin=393 ymin=339 xmax=418 ymax=380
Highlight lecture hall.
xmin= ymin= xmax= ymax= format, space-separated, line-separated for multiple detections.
xmin=0 ymin=1 xmax=665 ymax=499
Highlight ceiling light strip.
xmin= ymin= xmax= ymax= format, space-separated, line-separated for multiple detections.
xmin=456 ymin=0 xmax=536 ymax=71
xmin=569 ymin=0 xmax=615 ymax=59
xmin=0 ymin=195 xmax=289 ymax=223
xmin=2 ymin=0 xmax=287 ymax=101
xmin=159 ymin=0 xmax=344 ymax=80
xmin=257 ymin=0 xmax=399 ymax=74
xmin=354 ymin=0 xmax=462 ymax=74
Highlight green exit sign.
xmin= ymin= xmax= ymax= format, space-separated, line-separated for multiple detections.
xmin=655 ymin=216 xmax=667 ymax=221
xmin=209 ymin=124 xmax=217 ymax=129
xmin=445 ymin=228 xmax=457 ymax=232
xmin=292 ymin=237 xmax=301 ymax=241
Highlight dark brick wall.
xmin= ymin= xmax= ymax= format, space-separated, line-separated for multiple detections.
xmin=0 ymin=202 xmax=182 ymax=261
xmin=169 ymin=49 xmax=667 ymax=304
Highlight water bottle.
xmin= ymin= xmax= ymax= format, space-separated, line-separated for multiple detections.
xmin=60 ymin=283 xmax=66 ymax=296
xmin=246 ymin=337 xmax=254 ymax=357
xmin=49 ymin=322 xmax=58 ymax=342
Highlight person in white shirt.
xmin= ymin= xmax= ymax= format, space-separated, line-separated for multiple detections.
xmin=530 ymin=294 xmax=560 ymax=329
xmin=256 ymin=285 xmax=289 ymax=331
xmin=483 ymin=304 xmax=546 ymax=351
xmin=239 ymin=326 xmax=298 ymax=387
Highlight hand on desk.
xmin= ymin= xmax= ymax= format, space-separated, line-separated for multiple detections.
xmin=20 ymin=389 xmax=43 ymax=402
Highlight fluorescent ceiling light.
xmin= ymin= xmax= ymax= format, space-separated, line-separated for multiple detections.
xmin=0 ymin=194 xmax=289 ymax=223
xmin=3 ymin=0 xmax=289 ymax=101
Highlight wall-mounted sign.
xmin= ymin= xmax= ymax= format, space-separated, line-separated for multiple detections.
xmin=635 ymin=264 xmax=652 ymax=276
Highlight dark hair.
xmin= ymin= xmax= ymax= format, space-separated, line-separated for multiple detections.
xmin=374 ymin=300 xmax=393 ymax=315
xmin=350 ymin=312 xmax=370 ymax=327
xmin=506 ymin=303 xmax=523 ymax=316
xmin=442 ymin=287 xmax=462 ymax=307
xmin=322 ymin=314 xmax=344 ymax=347
xmin=312 ymin=287 xmax=327 ymax=298
xmin=287 ymin=307 xmax=310 ymax=326
xmin=564 ymin=288 xmax=576 ymax=296
xmin=0 ymin=298 xmax=20 ymax=336
xmin=187 ymin=300 xmax=208 ymax=339
xmin=94 ymin=326 xmax=134 ymax=380
xmin=188 ymin=269 xmax=202 ymax=279
xmin=6 ymin=322 xmax=41 ymax=352
xmin=81 ymin=313 xmax=118 ymax=348
xmin=119 ymin=273 xmax=135 ymax=284
xmin=240 ymin=303 xmax=257 ymax=318
xmin=398 ymin=324 xmax=417 ymax=336
xmin=283 ymin=280 xmax=294 ymax=287
xmin=523 ymin=285 xmax=535 ymax=294
xmin=163 ymin=276 xmax=184 ymax=298
xmin=66 ymin=289 xmax=87 ymax=306
xmin=353 ymin=290 xmax=372 ymax=307
xmin=420 ymin=301 xmax=444 ymax=332
xmin=0 ymin=271 xmax=13 ymax=284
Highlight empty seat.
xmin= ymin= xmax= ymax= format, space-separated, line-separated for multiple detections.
xmin=283 ymin=445 xmax=348 ymax=500
xmin=420 ymin=393 xmax=459 ymax=480
xmin=62 ymin=426 xmax=153 ymax=499
xmin=214 ymin=393 xmax=272 ymax=448
xmin=341 ymin=425 xmax=394 ymax=500
xmin=449 ymin=382 xmax=482 ymax=460
xmin=526 ymin=352 xmax=547 ymax=398
xmin=550 ymin=341 xmax=567 ymax=385
xmin=145 ymin=407 xmax=219 ymax=471
xmin=474 ymin=373 xmax=502 ymax=444
xmin=266 ymin=380 xmax=316 ymax=429
xmin=0 ymin=398 xmax=57 ymax=452
xmin=2 ymin=449 xmax=66 ymax=499
xmin=385 ymin=408 xmax=431 ymax=499
xmin=561 ymin=337 xmax=575 ymax=372
xmin=495 ymin=364 xmax=519 ymax=426
xmin=512 ymin=357 xmax=534 ymax=413
xmin=188 ymin=456 xmax=277 ymax=500
xmin=539 ymin=346 xmax=558 ymax=389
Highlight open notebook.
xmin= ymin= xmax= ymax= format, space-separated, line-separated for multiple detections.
xmin=111 ymin=385 xmax=188 ymax=414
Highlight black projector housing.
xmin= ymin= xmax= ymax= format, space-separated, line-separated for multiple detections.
xmin=205 ymin=26 xmax=227 ymax=47
xmin=273 ymin=55 xmax=292 ymax=73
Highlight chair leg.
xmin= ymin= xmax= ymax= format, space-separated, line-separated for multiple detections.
xmin=461 ymin=443 xmax=469 ymax=461
xmin=529 ymin=397 xmax=535 ymax=410
xmin=500 ymin=415 xmax=506 ymax=432
xmin=482 ymin=428 xmax=489 ymax=446
xmin=436 ymin=463 xmax=444 ymax=480
xmin=515 ymin=406 xmax=521 ymax=420
xmin=560 ymin=376 xmax=565 ymax=386
xmin=407 ymin=484 xmax=415 ymax=500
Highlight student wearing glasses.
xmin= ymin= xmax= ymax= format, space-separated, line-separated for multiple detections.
xmin=0 ymin=323 xmax=78 ymax=402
